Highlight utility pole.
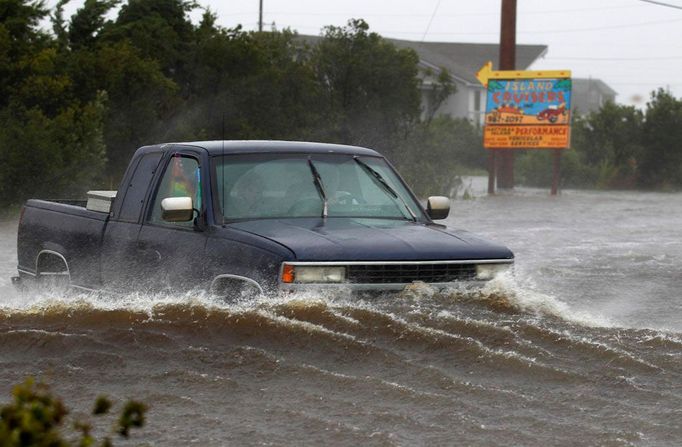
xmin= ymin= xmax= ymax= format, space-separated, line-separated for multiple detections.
xmin=497 ymin=0 xmax=516 ymax=190
xmin=258 ymin=0 xmax=263 ymax=32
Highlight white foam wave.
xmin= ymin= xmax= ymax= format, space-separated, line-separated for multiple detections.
xmin=480 ymin=272 xmax=615 ymax=328
xmin=1 ymin=283 xmax=374 ymax=321
xmin=1 ymin=287 xmax=222 ymax=315
xmin=1 ymin=274 xmax=650 ymax=335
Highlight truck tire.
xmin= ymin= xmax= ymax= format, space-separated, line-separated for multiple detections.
xmin=36 ymin=251 xmax=71 ymax=292
xmin=210 ymin=275 xmax=263 ymax=300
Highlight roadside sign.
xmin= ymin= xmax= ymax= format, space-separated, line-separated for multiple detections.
xmin=476 ymin=62 xmax=572 ymax=149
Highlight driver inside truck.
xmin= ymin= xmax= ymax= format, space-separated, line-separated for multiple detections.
xmin=151 ymin=154 xmax=202 ymax=224
xmin=167 ymin=155 xmax=201 ymax=210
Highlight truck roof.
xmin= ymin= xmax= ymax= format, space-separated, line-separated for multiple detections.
xmin=141 ymin=140 xmax=382 ymax=157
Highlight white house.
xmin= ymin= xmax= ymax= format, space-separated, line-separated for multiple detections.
xmin=570 ymin=78 xmax=618 ymax=115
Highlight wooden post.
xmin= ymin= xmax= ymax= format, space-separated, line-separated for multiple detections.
xmin=487 ymin=150 xmax=496 ymax=194
xmin=551 ymin=149 xmax=561 ymax=195
xmin=496 ymin=0 xmax=517 ymax=190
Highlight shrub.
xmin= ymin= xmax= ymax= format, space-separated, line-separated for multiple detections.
xmin=0 ymin=378 xmax=147 ymax=447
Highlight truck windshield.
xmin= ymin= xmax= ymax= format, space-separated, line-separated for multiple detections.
xmin=214 ymin=154 xmax=424 ymax=221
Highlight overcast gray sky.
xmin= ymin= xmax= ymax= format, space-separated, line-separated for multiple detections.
xmin=54 ymin=0 xmax=682 ymax=107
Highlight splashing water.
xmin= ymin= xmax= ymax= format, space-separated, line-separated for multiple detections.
xmin=1 ymin=181 xmax=681 ymax=446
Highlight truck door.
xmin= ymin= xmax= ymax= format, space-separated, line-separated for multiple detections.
xmin=101 ymin=150 xmax=162 ymax=291
xmin=135 ymin=151 xmax=209 ymax=291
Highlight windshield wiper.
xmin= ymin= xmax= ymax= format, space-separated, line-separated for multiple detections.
xmin=353 ymin=156 xmax=417 ymax=222
xmin=307 ymin=158 xmax=328 ymax=218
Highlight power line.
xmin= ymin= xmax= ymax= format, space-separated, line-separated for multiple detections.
xmin=545 ymin=56 xmax=682 ymax=61
xmin=421 ymin=0 xmax=442 ymax=41
xmin=545 ymin=42 xmax=682 ymax=48
xmin=273 ymin=17 xmax=682 ymax=37
xmin=610 ymin=82 xmax=682 ymax=86
xmin=519 ymin=17 xmax=682 ymax=34
xmin=248 ymin=4 xmax=643 ymax=18
xmin=638 ymin=0 xmax=682 ymax=10
xmin=219 ymin=2 xmax=667 ymax=27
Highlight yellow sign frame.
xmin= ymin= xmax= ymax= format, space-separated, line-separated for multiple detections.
xmin=476 ymin=61 xmax=571 ymax=86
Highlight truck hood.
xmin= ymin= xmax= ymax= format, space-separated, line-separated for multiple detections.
xmin=227 ymin=218 xmax=513 ymax=261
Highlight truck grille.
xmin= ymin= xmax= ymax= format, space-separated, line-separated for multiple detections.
xmin=347 ymin=263 xmax=477 ymax=284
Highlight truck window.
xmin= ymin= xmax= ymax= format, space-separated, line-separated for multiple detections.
xmin=149 ymin=154 xmax=202 ymax=226
xmin=214 ymin=154 xmax=424 ymax=221
xmin=118 ymin=152 xmax=162 ymax=222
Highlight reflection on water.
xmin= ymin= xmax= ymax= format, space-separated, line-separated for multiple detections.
xmin=1 ymin=179 xmax=680 ymax=446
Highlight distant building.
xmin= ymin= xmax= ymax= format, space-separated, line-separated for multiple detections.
xmin=387 ymin=39 xmax=547 ymax=125
xmin=570 ymin=78 xmax=618 ymax=116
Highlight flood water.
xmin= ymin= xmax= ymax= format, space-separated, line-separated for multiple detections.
xmin=1 ymin=178 xmax=680 ymax=446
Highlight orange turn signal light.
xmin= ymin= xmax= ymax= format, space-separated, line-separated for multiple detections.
xmin=281 ymin=264 xmax=295 ymax=283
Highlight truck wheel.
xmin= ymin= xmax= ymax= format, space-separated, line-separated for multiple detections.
xmin=210 ymin=275 xmax=263 ymax=300
xmin=36 ymin=252 xmax=71 ymax=292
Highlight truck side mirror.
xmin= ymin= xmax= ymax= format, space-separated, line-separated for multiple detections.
xmin=426 ymin=196 xmax=450 ymax=220
xmin=161 ymin=197 xmax=194 ymax=222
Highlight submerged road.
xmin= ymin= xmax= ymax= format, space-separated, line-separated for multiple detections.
xmin=1 ymin=179 xmax=680 ymax=446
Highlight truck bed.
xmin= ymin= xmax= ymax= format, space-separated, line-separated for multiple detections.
xmin=17 ymin=199 xmax=110 ymax=289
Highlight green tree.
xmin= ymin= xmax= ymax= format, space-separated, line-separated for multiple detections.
xmin=0 ymin=0 xmax=108 ymax=204
xmin=311 ymin=19 xmax=421 ymax=157
xmin=0 ymin=0 xmax=51 ymax=109
xmin=422 ymin=67 xmax=456 ymax=123
xmin=92 ymin=42 xmax=177 ymax=176
xmin=639 ymin=89 xmax=682 ymax=188
xmin=0 ymin=94 xmax=107 ymax=204
xmin=518 ymin=101 xmax=649 ymax=189
xmin=157 ymin=22 xmax=322 ymax=143
xmin=0 ymin=0 xmax=48 ymax=47
xmin=224 ymin=29 xmax=322 ymax=141
xmin=570 ymin=102 xmax=643 ymax=188
xmin=49 ymin=0 xmax=183 ymax=178
xmin=396 ymin=116 xmax=484 ymax=197
xmin=103 ymin=0 xmax=197 ymax=87
xmin=67 ymin=0 xmax=121 ymax=50
xmin=573 ymin=102 xmax=643 ymax=167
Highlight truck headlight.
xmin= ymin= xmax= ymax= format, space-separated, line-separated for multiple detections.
xmin=281 ymin=264 xmax=346 ymax=284
xmin=476 ymin=263 xmax=512 ymax=280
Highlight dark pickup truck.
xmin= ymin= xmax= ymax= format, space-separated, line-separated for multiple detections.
xmin=14 ymin=140 xmax=514 ymax=296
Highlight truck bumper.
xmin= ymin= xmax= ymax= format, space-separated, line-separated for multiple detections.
xmin=278 ymin=280 xmax=487 ymax=293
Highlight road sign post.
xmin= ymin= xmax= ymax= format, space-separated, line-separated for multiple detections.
xmin=497 ymin=0 xmax=517 ymax=190
xmin=551 ymin=149 xmax=561 ymax=195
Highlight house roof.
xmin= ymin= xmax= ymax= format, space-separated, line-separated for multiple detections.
xmin=572 ymin=78 xmax=618 ymax=97
xmin=297 ymin=34 xmax=547 ymax=86
xmin=387 ymin=39 xmax=548 ymax=85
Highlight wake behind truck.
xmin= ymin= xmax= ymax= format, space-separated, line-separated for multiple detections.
xmin=14 ymin=141 xmax=514 ymax=296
